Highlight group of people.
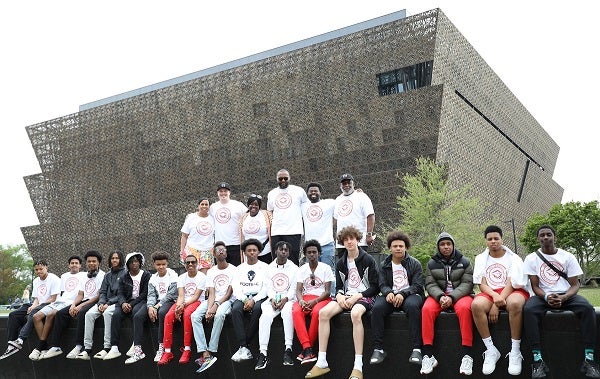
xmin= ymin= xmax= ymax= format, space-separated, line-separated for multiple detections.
xmin=0 ymin=168 xmax=597 ymax=379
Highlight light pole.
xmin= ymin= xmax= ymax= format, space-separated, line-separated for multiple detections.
xmin=503 ymin=218 xmax=518 ymax=255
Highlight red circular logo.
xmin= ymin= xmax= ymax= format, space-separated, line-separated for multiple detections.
xmin=348 ymin=267 xmax=361 ymax=288
xmin=275 ymin=193 xmax=292 ymax=209
xmin=306 ymin=204 xmax=323 ymax=222
xmin=214 ymin=273 xmax=230 ymax=293
xmin=159 ymin=281 xmax=167 ymax=295
xmin=65 ymin=276 xmax=79 ymax=292
xmin=243 ymin=219 xmax=261 ymax=234
xmin=84 ymin=279 xmax=97 ymax=296
xmin=393 ymin=269 xmax=408 ymax=290
xmin=485 ymin=263 xmax=507 ymax=287
xmin=271 ymin=272 xmax=290 ymax=292
xmin=540 ymin=261 xmax=564 ymax=286
xmin=338 ymin=199 xmax=353 ymax=217
xmin=196 ymin=220 xmax=214 ymax=236
xmin=215 ymin=207 xmax=232 ymax=224
xmin=38 ymin=283 xmax=48 ymax=296
xmin=185 ymin=282 xmax=197 ymax=297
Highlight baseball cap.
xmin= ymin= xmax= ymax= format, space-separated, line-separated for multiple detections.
xmin=339 ymin=173 xmax=354 ymax=182
xmin=217 ymin=182 xmax=231 ymax=191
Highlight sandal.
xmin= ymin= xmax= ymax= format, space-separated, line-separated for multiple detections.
xmin=305 ymin=365 xmax=331 ymax=378
xmin=349 ymin=368 xmax=363 ymax=379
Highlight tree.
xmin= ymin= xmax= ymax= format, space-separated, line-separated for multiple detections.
xmin=520 ymin=201 xmax=600 ymax=284
xmin=390 ymin=157 xmax=490 ymax=267
xmin=0 ymin=244 xmax=33 ymax=304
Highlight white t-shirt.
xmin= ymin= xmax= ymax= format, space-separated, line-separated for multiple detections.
xmin=297 ymin=262 xmax=335 ymax=297
xmin=232 ymin=261 xmax=269 ymax=301
xmin=302 ymin=199 xmax=335 ymax=245
xmin=478 ymin=254 xmax=512 ymax=290
xmin=334 ymin=191 xmax=374 ymax=247
xmin=210 ymin=200 xmax=247 ymax=246
xmin=181 ymin=212 xmax=215 ymax=251
xmin=265 ymin=260 xmax=299 ymax=301
xmin=206 ymin=263 xmax=236 ymax=299
xmin=267 ymin=184 xmax=308 ymax=236
xmin=240 ymin=211 xmax=271 ymax=256
xmin=57 ymin=272 xmax=84 ymax=305
xmin=391 ymin=262 xmax=410 ymax=292
xmin=178 ymin=272 xmax=206 ymax=303
xmin=32 ymin=273 xmax=61 ymax=304
xmin=79 ymin=270 xmax=106 ymax=300
xmin=345 ymin=260 xmax=367 ymax=295
xmin=130 ymin=271 xmax=144 ymax=299
xmin=149 ymin=268 xmax=179 ymax=301
xmin=524 ymin=248 xmax=582 ymax=294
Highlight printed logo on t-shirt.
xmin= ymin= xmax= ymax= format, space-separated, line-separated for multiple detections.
xmin=540 ymin=260 xmax=564 ymax=286
xmin=243 ymin=219 xmax=261 ymax=234
xmin=213 ymin=273 xmax=230 ymax=293
xmin=304 ymin=275 xmax=322 ymax=290
xmin=338 ymin=199 xmax=354 ymax=217
xmin=65 ymin=276 xmax=79 ymax=292
xmin=393 ymin=269 xmax=408 ymax=290
xmin=485 ymin=263 xmax=507 ymax=287
xmin=271 ymin=273 xmax=290 ymax=292
xmin=196 ymin=220 xmax=214 ymax=236
xmin=38 ymin=283 xmax=48 ymax=297
xmin=275 ymin=193 xmax=292 ymax=209
xmin=348 ymin=267 xmax=361 ymax=288
xmin=84 ymin=279 xmax=97 ymax=297
xmin=185 ymin=282 xmax=197 ymax=297
xmin=247 ymin=270 xmax=256 ymax=282
xmin=214 ymin=207 xmax=232 ymax=224
xmin=306 ymin=204 xmax=323 ymax=222
xmin=159 ymin=281 xmax=167 ymax=295
xmin=132 ymin=280 xmax=140 ymax=297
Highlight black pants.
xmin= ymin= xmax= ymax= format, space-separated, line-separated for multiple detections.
xmin=371 ymin=294 xmax=423 ymax=350
xmin=7 ymin=303 xmax=46 ymax=341
xmin=110 ymin=302 xmax=147 ymax=346
xmin=49 ymin=300 xmax=94 ymax=347
xmin=524 ymin=294 xmax=596 ymax=350
xmin=148 ymin=300 xmax=174 ymax=344
xmin=270 ymin=234 xmax=301 ymax=265
xmin=230 ymin=298 xmax=265 ymax=347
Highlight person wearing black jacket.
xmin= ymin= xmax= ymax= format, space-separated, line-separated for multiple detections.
xmin=305 ymin=226 xmax=379 ymax=379
xmin=370 ymin=231 xmax=424 ymax=366
xmin=104 ymin=252 xmax=151 ymax=360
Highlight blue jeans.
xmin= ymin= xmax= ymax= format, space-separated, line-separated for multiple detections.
xmin=192 ymin=300 xmax=232 ymax=353
xmin=319 ymin=242 xmax=335 ymax=296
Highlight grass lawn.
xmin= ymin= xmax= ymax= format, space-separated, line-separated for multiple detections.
xmin=579 ymin=287 xmax=600 ymax=307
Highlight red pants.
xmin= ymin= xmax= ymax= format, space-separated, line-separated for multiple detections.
xmin=163 ymin=301 xmax=201 ymax=349
xmin=292 ymin=295 xmax=331 ymax=349
xmin=421 ymin=295 xmax=473 ymax=347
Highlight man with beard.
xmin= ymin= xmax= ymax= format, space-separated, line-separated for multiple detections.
xmin=267 ymin=169 xmax=308 ymax=265
xmin=209 ymin=182 xmax=247 ymax=266
xmin=334 ymin=174 xmax=375 ymax=254
xmin=302 ymin=182 xmax=336 ymax=275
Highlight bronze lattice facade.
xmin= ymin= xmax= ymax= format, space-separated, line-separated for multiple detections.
xmin=21 ymin=9 xmax=563 ymax=268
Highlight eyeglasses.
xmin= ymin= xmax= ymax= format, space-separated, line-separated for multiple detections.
xmin=278 ymin=177 xmax=289 ymax=181
xmin=310 ymin=273 xmax=315 ymax=286
xmin=250 ymin=194 xmax=262 ymax=199
xmin=215 ymin=248 xmax=226 ymax=253
xmin=185 ymin=260 xmax=197 ymax=265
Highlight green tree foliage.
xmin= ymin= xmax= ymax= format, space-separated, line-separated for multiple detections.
xmin=520 ymin=201 xmax=600 ymax=283
xmin=391 ymin=157 xmax=488 ymax=267
xmin=0 ymin=244 xmax=33 ymax=304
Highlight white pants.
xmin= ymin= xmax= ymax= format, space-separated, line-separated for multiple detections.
xmin=258 ymin=299 xmax=294 ymax=352
xmin=84 ymin=304 xmax=116 ymax=350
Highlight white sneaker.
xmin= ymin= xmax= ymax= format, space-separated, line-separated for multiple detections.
xmin=103 ymin=349 xmax=122 ymax=360
xmin=66 ymin=346 xmax=81 ymax=359
xmin=94 ymin=350 xmax=108 ymax=359
xmin=460 ymin=355 xmax=473 ymax=375
xmin=153 ymin=346 xmax=164 ymax=363
xmin=507 ymin=351 xmax=523 ymax=375
xmin=125 ymin=350 xmax=145 ymax=364
xmin=482 ymin=347 xmax=501 ymax=375
xmin=126 ymin=343 xmax=135 ymax=357
xmin=75 ymin=351 xmax=90 ymax=360
xmin=231 ymin=347 xmax=253 ymax=362
xmin=420 ymin=355 xmax=438 ymax=374
xmin=41 ymin=348 xmax=63 ymax=359
xmin=29 ymin=349 xmax=43 ymax=361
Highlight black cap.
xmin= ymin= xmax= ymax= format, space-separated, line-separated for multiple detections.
xmin=217 ymin=182 xmax=231 ymax=191
xmin=339 ymin=173 xmax=354 ymax=182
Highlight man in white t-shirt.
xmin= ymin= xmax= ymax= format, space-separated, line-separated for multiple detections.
xmin=267 ymin=169 xmax=308 ymax=265
xmin=523 ymin=225 xmax=600 ymax=378
xmin=192 ymin=241 xmax=236 ymax=374
xmin=210 ymin=182 xmax=247 ymax=266
xmin=334 ymin=173 xmax=375 ymax=253
xmin=0 ymin=260 xmax=60 ymax=360
xmin=29 ymin=255 xmax=83 ymax=360
xmin=255 ymin=241 xmax=299 ymax=370
xmin=302 ymin=182 xmax=336 ymax=273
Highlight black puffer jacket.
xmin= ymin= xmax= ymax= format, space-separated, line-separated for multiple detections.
xmin=379 ymin=252 xmax=424 ymax=299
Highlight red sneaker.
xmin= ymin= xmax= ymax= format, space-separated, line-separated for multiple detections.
xmin=179 ymin=349 xmax=192 ymax=364
xmin=157 ymin=351 xmax=173 ymax=365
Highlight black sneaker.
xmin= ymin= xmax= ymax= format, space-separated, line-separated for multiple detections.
xmin=255 ymin=353 xmax=268 ymax=370
xmin=581 ymin=360 xmax=600 ymax=378
xmin=409 ymin=350 xmax=422 ymax=365
xmin=531 ymin=360 xmax=550 ymax=378
xmin=301 ymin=347 xmax=317 ymax=364
xmin=283 ymin=349 xmax=294 ymax=366
xmin=370 ymin=349 xmax=387 ymax=365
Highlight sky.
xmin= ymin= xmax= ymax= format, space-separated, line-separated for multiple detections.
xmin=0 ymin=1 xmax=598 ymax=246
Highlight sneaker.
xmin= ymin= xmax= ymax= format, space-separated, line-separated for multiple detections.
xmin=66 ymin=346 xmax=81 ymax=359
xmin=231 ymin=346 xmax=253 ymax=362
xmin=482 ymin=347 xmax=501 ymax=375
xmin=370 ymin=349 xmax=387 ymax=364
xmin=283 ymin=348 xmax=294 ymax=366
xmin=196 ymin=355 xmax=217 ymax=373
xmin=297 ymin=350 xmax=304 ymax=361
xmin=507 ymin=351 xmax=523 ymax=376
xmin=157 ymin=351 xmax=174 ymax=366
xmin=255 ymin=353 xmax=268 ymax=370
xmin=94 ymin=350 xmax=108 ymax=359
xmin=420 ymin=355 xmax=438 ymax=375
xmin=103 ymin=349 xmax=122 ymax=360
xmin=409 ymin=350 xmax=422 ymax=365
xmin=0 ymin=343 xmax=22 ymax=360
xmin=581 ymin=360 xmax=600 ymax=378
xmin=301 ymin=347 xmax=317 ymax=365
xmin=179 ymin=349 xmax=192 ymax=364
xmin=41 ymin=348 xmax=63 ymax=359
xmin=75 ymin=351 xmax=90 ymax=360
xmin=153 ymin=345 xmax=164 ymax=363
xmin=460 ymin=354 xmax=473 ymax=375
xmin=126 ymin=343 xmax=135 ymax=357
xmin=29 ymin=348 xmax=44 ymax=361
xmin=531 ymin=360 xmax=550 ymax=378
xmin=125 ymin=350 xmax=145 ymax=364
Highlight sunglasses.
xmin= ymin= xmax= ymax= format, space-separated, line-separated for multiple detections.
xmin=185 ymin=260 xmax=198 ymax=265
xmin=215 ymin=248 xmax=226 ymax=253
xmin=250 ymin=194 xmax=263 ymax=199
xmin=310 ymin=273 xmax=315 ymax=286
xmin=278 ymin=177 xmax=289 ymax=181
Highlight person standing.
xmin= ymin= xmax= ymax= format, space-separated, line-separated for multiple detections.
xmin=420 ymin=232 xmax=474 ymax=376
xmin=471 ymin=225 xmax=529 ymax=376
xmin=267 ymin=169 xmax=308 ymax=265
xmin=181 ymin=197 xmax=215 ymax=274
xmin=301 ymin=182 xmax=336 ymax=274
xmin=334 ymin=174 xmax=375 ymax=253
xmin=240 ymin=194 xmax=272 ymax=264
xmin=523 ymin=225 xmax=600 ymax=379
xmin=210 ymin=182 xmax=247 ymax=267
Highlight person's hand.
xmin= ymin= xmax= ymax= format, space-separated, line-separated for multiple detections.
xmin=122 ymin=302 xmax=132 ymax=313
xmin=393 ymin=293 xmax=405 ymax=308
xmin=148 ymin=306 xmax=157 ymax=322
xmin=547 ymin=293 xmax=563 ymax=308
xmin=488 ymin=304 xmax=499 ymax=324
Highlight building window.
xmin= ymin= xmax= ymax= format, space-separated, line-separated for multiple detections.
xmin=377 ymin=61 xmax=433 ymax=96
